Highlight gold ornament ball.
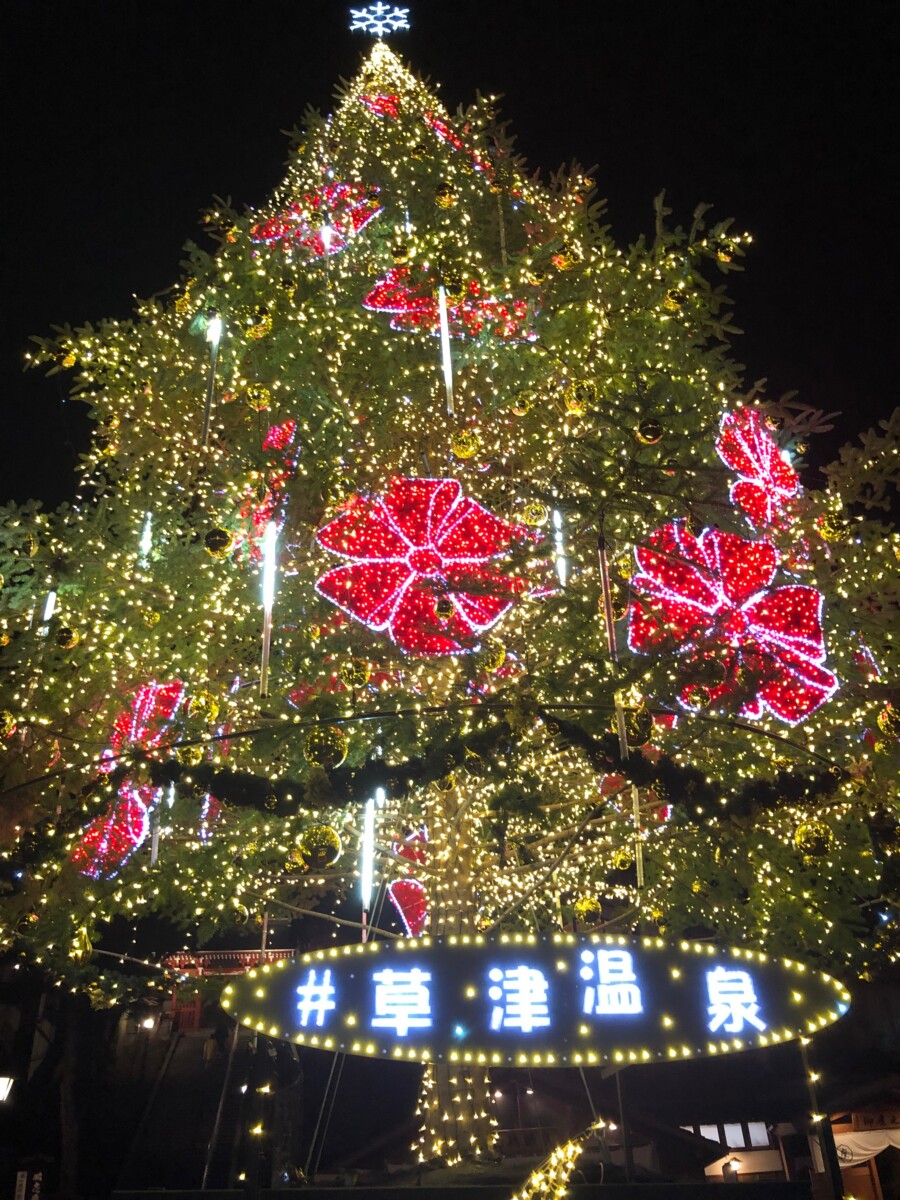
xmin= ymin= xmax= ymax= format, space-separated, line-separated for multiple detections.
xmin=304 ymin=725 xmax=347 ymax=769
xmin=297 ymin=824 xmax=342 ymax=868
xmin=55 ymin=627 xmax=80 ymax=651
xmin=410 ymin=142 xmax=429 ymax=160
xmin=246 ymin=306 xmax=272 ymax=340
xmin=434 ymin=595 xmax=454 ymax=621
xmin=794 ymin=820 xmax=835 ymax=858
xmin=624 ymin=708 xmax=653 ymax=747
xmin=61 ymin=350 xmax=77 ymax=369
xmin=612 ymin=847 xmax=634 ymax=872
xmin=95 ymin=431 xmax=118 ymax=457
xmin=232 ymin=903 xmax=251 ymax=925
xmin=663 ymin=290 xmax=683 ymax=312
xmin=564 ymin=380 xmax=595 ymax=416
xmin=451 ymin=428 xmax=482 ymax=460
xmin=188 ymin=690 xmax=220 ymax=724
xmin=204 ymin=528 xmax=234 ymax=558
xmin=525 ymin=268 xmax=546 ymax=287
xmin=511 ymin=391 xmax=535 ymax=417
xmin=391 ymin=241 xmax=410 ymax=264
xmin=876 ymin=706 xmax=900 ymax=739
xmin=435 ymin=772 xmax=457 ymax=793
xmin=691 ymin=879 xmax=704 ymax=895
xmin=435 ymin=183 xmax=458 ymax=209
xmin=175 ymin=744 xmax=204 ymax=767
xmin=143 ymin=609 xmax=161 ymax=628
xmin=174 ymin=291 xmax=192 ymax=316
xmin=816 ymin=513 xmax=850 ymax=543
xmin=0 ymin=711 xmax=17 ymax=739
xmin=307 ymin=211 xmax=325 ymax=231
xmin=22 ymin=535 xmax=38 ymax=559
xmin=521 ymin=500 xmax=550 ymax=527
xmin=463 ymin=749 xmax=485 ymax=777
xmin=339 ymin=658 xmax=371 ymax=689
xmin=478 ymin=640 xmax=506 ymax=673
xmin=574 ymin=895 xmax=603 ymax=924
xmin=684 ymin=684 xmax=713 ymax=709
xmin=246 ymin=384 xmax=271 ymax=412
xmin=0 ymin=630 xmax=9 ymax=648
xmin=553 ymin=244 xmax=579 ymax=271
xmin=441 ymin=272 xmax=467 ymax=303
xmin=636 ymin=419 xmax=664 ymax=445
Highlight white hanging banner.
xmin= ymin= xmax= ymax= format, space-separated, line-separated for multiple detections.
xmin=834 ymin=1129 xmax=900 ymax=1165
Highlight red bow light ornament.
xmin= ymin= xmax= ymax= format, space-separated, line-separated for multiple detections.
xmin=251 ymin=182 xmax=381 ymax=257
xmin=387 ymin=828 xmax=429 ymax=937
xmin=360 ymin=93 xmax=401 ymax=119
xmin=363 ymin=267 xmax=534 ymax=342
xmin=315 ymin=477 xmax=534 ymax=655
xmin=72 ymin=681 xmax=185 ymax=880
xmin=715 ymin=409 xmax=800 ymax=528
xmin=236 ymin=420 xmax=299 ymax=563
xmin=627 ymin=521 xmax=838 ymax=725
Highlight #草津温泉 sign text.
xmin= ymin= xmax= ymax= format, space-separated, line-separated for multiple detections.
xmin=222 ymin=933 xmax=849 ymax=1066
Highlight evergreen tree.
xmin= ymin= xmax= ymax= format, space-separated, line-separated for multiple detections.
xmin=1 ymin=42 xmax=898 ymax=1163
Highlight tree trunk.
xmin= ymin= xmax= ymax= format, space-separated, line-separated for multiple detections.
xmin=58 ymin=995 xmax=81 ymax=1199
xmin=413 ymin=784 xmax=499 ymax=1163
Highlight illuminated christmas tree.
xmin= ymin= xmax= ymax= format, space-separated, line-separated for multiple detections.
xmin=1 ymin=38 xmax=898 ymax=1167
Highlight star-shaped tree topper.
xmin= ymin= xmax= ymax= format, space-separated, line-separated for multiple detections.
xmin=349 ymin=3 xmax=410 ymax=37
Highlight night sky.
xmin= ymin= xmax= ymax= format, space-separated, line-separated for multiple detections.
xmin=2 ymin=0 xmax=897 ymax=507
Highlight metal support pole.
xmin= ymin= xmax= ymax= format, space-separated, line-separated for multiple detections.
xmin=799 ymin=1040 xmax=844 ymax=1200
xmin=614 ymin=1068 xmax=634 ymax=1185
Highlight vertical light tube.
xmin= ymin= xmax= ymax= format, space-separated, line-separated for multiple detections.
xmin=361 ymin=797 xmax=376 ymax=943
xmin=437 ymin=285 xmax=455 ymax=417
xmin=552 ymin=510 xmax=568 ymax=586
xmin=597 ymin=535 xmax=645 ymax=894
xmin=139 ymin=512 xmax=153 ymax=566
xmin=201 ymin=310 xmax=223 ymax=447
xmin=259 ymin=521 xmax=278 ymax=698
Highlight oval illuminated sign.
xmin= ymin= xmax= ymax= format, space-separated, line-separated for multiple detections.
xmin=222 ymin=933 xmax=850 ymax=1067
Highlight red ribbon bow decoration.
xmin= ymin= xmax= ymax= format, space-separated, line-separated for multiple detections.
xmin=72 ymin=681 xmax=185 ymax=879
xmin=315 ymin=477 xmax=534 ymax=655
xmin=362 ymin=267 xmax=534 ymax=341
xmin=251 ymin=181 xmax=381 ymax=257
xmin=387 ymin=829 xmax=429 ymax=937
xmin=715 ymin=409 xmax=800 ymax=529
xmin=627 ymin=521 xmax=838 ymax=725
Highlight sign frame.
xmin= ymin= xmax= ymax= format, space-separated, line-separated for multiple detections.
xmin=221 ymin=932 xmax=850 ymax=1067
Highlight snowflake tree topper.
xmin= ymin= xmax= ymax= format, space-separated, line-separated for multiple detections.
xmin=349 ymin=3 xmax=410 ymax=37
